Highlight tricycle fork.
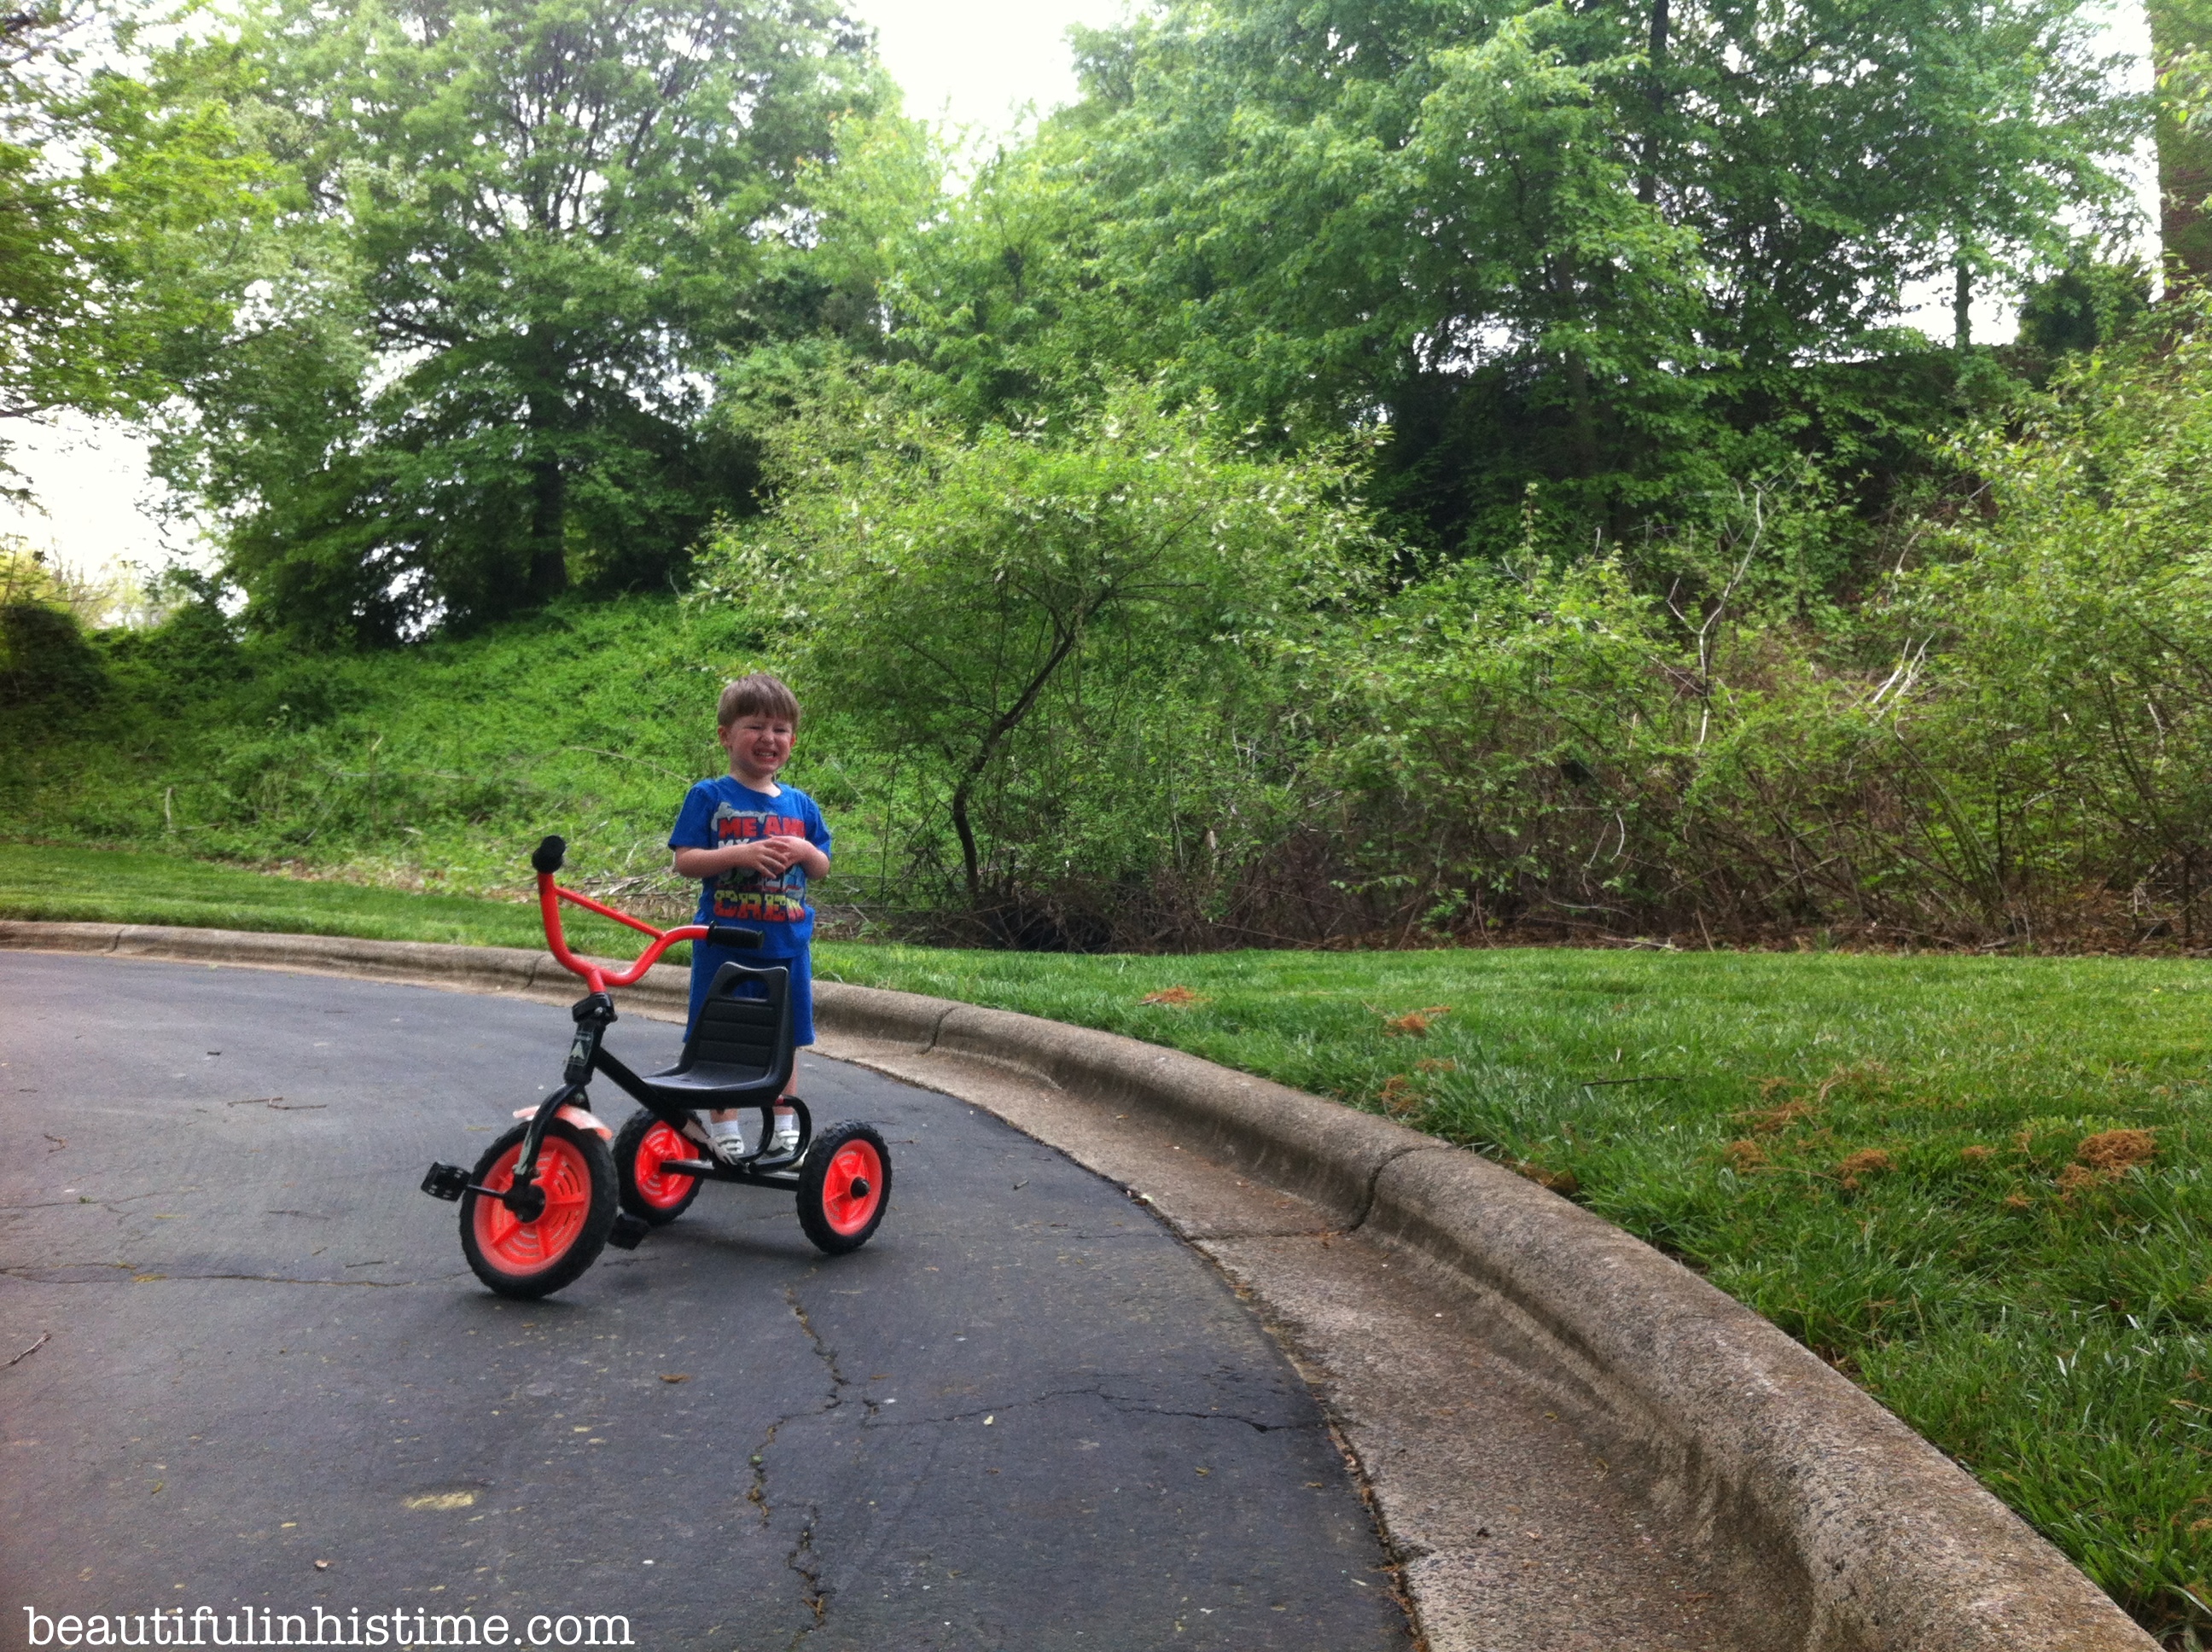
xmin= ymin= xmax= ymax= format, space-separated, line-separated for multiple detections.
xmin=421 ymin=992 xmax=617 ymax=1215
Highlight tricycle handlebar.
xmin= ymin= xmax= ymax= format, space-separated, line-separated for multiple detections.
xmin=531 ymin=839 xmax=761 ymax=993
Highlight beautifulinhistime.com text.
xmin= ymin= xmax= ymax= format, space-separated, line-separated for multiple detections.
xmin=21 ymin=1607 xmax=635 ymax=1647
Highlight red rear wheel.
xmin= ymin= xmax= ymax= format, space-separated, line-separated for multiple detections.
xmin=616 ymin=1110 xmax=705 ymax=1225
xmin=796 ymin=1121 xmax=891 ymax=1254
xmin=458 ymin=1119 xmax=616 ymax=1298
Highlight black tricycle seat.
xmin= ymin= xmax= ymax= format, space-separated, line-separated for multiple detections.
xmin=642 ymin=959 xmax=795 ymax=1106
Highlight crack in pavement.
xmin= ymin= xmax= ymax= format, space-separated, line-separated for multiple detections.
xmin=785 ymin=1516 xmax=828 ymax=1648
xmin=864 ymin=1382 xmax=1313 ymax=1435
xmin=1346 ymin=1144 xmax=1429 ymax=1232
xmin=764 ymin=1281 xmax=847 ymax=1643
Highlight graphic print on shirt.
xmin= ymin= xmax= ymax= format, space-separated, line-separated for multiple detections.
xmin=708 ymin=801 xmax=812 ymax=926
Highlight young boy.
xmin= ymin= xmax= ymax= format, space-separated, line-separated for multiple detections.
xmin=667 ymin=672 xmax=832 ymax=1164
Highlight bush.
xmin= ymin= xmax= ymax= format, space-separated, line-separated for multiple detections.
xmin=0 ymin=600 xmax=107 ymax=707
xmin=696 ymin=385 xmax=1377 ymax=945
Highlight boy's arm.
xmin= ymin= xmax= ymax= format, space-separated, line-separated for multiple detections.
xmin=696 ymin=835 xmax=824 ymax=879
xmin=672 ymin=841 xmax=790 ymax=878
xmin=781 ymin=839 xmax=830 ymax=880
xmin=787 ymin=800 xmax=831 ymax=881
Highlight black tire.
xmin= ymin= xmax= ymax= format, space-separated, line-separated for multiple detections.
xmin=458 ymin=1117 xmax=617 ymax=1299
xmin=614 ymin=1108 xmax=706 ymax=1226
xmin=795 ymin=1121 xmax=892 ymax=1255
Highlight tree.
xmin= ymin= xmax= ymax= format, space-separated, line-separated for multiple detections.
xmin=0 ymin=3 xmax=268 ymax=485
xmin=2151 ymin=0 xmax=2212 ymax=283
xmin=870 ymin=0 xmax=2135 ymax=556
xmin=160 ymin=0 xmax=884 ymax=643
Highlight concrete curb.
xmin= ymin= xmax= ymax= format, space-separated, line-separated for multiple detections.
xmin=0 ymin=919 xmax=2157 ymax=1652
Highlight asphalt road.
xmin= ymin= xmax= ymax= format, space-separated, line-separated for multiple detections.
xmin=0 ymin=952 xmax=1412 ymax=1652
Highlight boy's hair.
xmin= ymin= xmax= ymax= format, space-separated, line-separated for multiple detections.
xmin=718 ymin=672 xmax=801 ymax=730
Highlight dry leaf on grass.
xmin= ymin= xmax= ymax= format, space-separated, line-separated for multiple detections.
xmin=1836 ymin=1149 xmax=1893 ymax=1190
xmin=2076 ymin=1128 xmax=2157 ymax=1172
xmin=1414 ymin=1058 xmax=1458 ymax=1074
xmin=1380 ymin=1006 xmax=1451 ymax=1037
xmin=1140 ymin=986 xmax=1209 ymax=1007
xmin=1377 ymin=1074 xmax=1423 ymax=1116
xmin=2057 ymin=1161 xmax=2119 ymax=1195
xmin=1724 ymin=1139 xmax=1769 ymax=1172
xmin=1959 ymin=1144 xmax=1995 ymax=1164
xmin=1510 ymin=1160 xmax=1579 ymax=1194
xmin=1736 ymin=1099 xmax=1815 ymax=1134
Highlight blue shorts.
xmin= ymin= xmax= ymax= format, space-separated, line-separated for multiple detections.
xmin=686 ymin=944 xmax=812 ymax=1047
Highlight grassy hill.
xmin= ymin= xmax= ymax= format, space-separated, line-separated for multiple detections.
xmin=1 ymin=593 xmax=875 ymax=913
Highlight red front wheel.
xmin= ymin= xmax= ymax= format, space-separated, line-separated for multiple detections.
xmin=615 ymin=1109 xmax=704 ymax=1226
xmin=459 ymin=1118 xmax=617 ymax=1299
xmin=796 ymin=1121 xmax=892 ymax=1254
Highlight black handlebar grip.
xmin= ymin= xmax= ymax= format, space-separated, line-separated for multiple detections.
xmin=705 ymin=924 xmax=764 ymax=950
xmin=531 ymin=835 xmax=567 ymax=875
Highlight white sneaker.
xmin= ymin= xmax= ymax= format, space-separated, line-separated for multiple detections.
xmin=704 ymin=1115 xmax=754 ymax=1166
xmin=767 ymin=1104 xmax=800 ymax=1157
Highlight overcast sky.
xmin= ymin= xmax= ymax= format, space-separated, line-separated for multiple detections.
xmin=2 ymin=0 xmax=2156 ymax=583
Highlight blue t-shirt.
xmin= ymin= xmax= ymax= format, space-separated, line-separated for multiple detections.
xmin=667 ymin=777 xmax=831 ymax=956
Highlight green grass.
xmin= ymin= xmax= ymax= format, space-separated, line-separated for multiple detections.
xmin=0 ymin=842 xmax=660 ymax=955
xmin=5 ymin=843 xmax=2210 ymax=1640
xmin=0 ymin=592 xmax=884 ymax=899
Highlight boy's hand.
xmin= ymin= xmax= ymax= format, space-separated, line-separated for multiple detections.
xmin=672 ymin=835 xmax=828 ymax=881
xmin=748 ymin=835 xmax=803 ymax=874
xmin=719 ymin=838 xmax=793 ymax=875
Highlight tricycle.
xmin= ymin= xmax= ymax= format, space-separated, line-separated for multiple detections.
xmin=420 ymin=834 xmax=891 ymax=1299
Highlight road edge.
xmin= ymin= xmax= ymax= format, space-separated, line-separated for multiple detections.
xmin=1 ymin=918 xmax=2157 ymax=1652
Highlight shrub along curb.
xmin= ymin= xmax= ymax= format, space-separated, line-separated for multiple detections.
xmin=2 ymin=919 xmax=2156 ymax=1652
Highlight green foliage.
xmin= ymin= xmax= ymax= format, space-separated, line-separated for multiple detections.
xmin=0 ymin=2 xmax=270 ymax=461
xmin=696 ymin=384 xmax=1376 ymax=941
xmin=0 ymin=540 xmax=114 ymax=707
xmin=154 ymin=0 xmax=885 ymax=643
xmin=0 ymin=594 xmax=822 ymax=901
xmin=0 ymin=599 xmax=103 ymax=706
xmin=1885 ymin=301 xmax=2212 ymax=938
xmin=864 ymin=0 xmax=2139 ymax=556
xmin=2017 ymin=255 xmax=2153 ymax=359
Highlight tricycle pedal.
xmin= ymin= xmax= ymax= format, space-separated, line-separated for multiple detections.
xmin=605 ymin=1213 xmax=651 ymax=1251
xmin=422 ymin=1162 xmax=470 ymax=1201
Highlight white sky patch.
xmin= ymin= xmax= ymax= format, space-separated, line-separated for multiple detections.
xmin=854 ymin=0 xmax=1127 ymax=135
xmin=0 ymin=0 xmax=2158 ymax=575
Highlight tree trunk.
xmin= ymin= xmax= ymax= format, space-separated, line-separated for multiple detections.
xmin=949 ymin=619 xmax=1088 ymax=914
xmin=1563 ymin=347 xmax=1600 ymax=480
xmin=1637 ymin=0 xmax=1670 ymax=206
xmin=2151 ymin=0 xmax=2212 ymax=286
xmin=1953 ymin=253 xmax=1972 ymax=350
xmin=525 ymin=329 xmax=568 ymax=602
xmin=527 ymin=453 xmax=568 ymax=603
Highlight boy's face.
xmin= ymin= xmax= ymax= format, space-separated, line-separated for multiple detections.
xmin=720 ymin=714 xmax=795 ymax=786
